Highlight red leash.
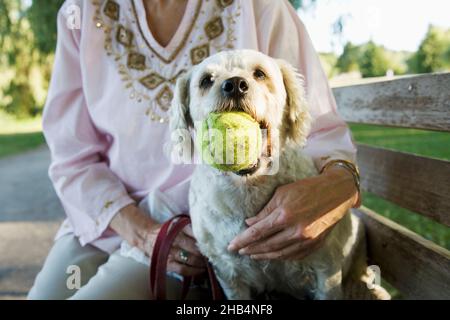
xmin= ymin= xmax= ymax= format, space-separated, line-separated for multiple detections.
xmin=149 ymin=214 xmax=224 ymax=300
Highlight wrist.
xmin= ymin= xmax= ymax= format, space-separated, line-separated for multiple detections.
xmin=320 ymin=165 xmax=360 ymax=208
xmin=110 ymin=204 xmax=156 ymax=247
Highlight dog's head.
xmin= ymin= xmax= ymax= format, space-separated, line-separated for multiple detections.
xmin=170 ymin=49 xmax=311 ymax=176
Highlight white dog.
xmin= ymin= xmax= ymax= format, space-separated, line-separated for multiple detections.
xmin=170 ymin=50 xmax=375 ymax=300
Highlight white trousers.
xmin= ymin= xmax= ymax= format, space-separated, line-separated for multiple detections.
xmin=27 ymin=234 xmax=209 ymax=300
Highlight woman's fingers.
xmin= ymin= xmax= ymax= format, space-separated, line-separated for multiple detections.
xmin=173 ymin=232 xmax=202 ymax=257
xmin=172 ymin=232 xmax=206 ymax=268
xmin=250 ymin=228 xmax=331 ymax=261
xmin=245 ymin=197 xmax=277 ymax=226
xmin=288 ymin=234 xmax=328 ymax=260
xmin=249 ymin=241 xmax=303 ymax=260
xmin=287 ymin=227 xmax=332 ymax=260
xmin=183 ymin=225 xmax=195 ymax=238
xmin=238 ymin=228 xmax=298 ymax=255
xmin=228 ymin=209 xmax=284 ymax=252
xmin=170 ymin=246 xmax=206 ymax=268
xmin=167 ymin=259 xmax=206 ymax=277
xmin=241 ymin=221 xmax=335 ymax=256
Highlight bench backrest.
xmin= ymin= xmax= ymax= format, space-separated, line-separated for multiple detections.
xmin=333 ymin=73 xmax=450 ymax=300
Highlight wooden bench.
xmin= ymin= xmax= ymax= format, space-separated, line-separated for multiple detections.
xmin=333 ymin=72 xmax=450 ymax=300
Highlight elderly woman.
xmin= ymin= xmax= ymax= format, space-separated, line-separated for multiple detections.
xmin=28 ymin=0 xmax=359 ymax=299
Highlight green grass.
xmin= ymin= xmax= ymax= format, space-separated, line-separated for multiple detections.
xmin=350 ymin=124 xmax=450 ymax=159
xmin=350 ymin=124 xmax=450 ymax=249
xmin=0 ymin=111 xmax=45 ymax=158
xmin=0 ymin=131 xmax=46 ymax=158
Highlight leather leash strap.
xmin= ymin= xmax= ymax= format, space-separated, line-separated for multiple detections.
xmin=149 ymin=214 xmax=224 ymax=300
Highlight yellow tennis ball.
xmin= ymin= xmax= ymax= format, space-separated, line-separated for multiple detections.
xmin=197 ymin=112 xmax=262 ymax=172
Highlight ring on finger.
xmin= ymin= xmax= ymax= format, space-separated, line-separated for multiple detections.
xmin=179 ymin=249 xmax=190 ymax=263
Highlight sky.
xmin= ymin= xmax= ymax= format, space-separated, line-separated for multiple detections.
xmin=298 ymin=0 xmax=450 ymax=54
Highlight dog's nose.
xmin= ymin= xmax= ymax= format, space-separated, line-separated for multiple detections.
xmin=221 ymin=77 xmax=249 ymax=98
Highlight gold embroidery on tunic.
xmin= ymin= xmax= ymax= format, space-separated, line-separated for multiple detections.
xmin=204 ymin=17 xmax=224 ymax=40
xmin=103 ymin=0 xmax=119 ymax=21
xmin=92 ymin=0 xmax=239 ymax=123
xmin=127 ymin=52 xmax=146 ymax=70
xmin=217 ymin=0 xmax=234 ymax=9
xmin=190 ymin=44 xmax=210 ymax=65
xmin=156 ymin=85 xmax=174 ymax=111
xmin=116 ymin=25 xmax=133 ymax=47
xmin=139 ymin=72 xmax=165 ymax=90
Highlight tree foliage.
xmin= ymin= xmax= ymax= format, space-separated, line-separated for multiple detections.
xmin=336 ymin=42 xmax=360 ymax=73
xmin=27 ymin=0 xmax=65 ymax=55
xmin=0 ymin=0 xmax=62 ymax=117
xmin=359 ymin=41 xmax=390 ymax=77
xmin=334 ymin=41 xmax=413 ymax=78
xmin=408 ymin=25 xmax=450 ymax=74
xmin=1 ymin=0 xmax=38 ymax=117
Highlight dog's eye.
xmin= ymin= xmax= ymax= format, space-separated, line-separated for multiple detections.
xmin=200 ymin=74 xmax=214 ymax=89
xmin=253 ymin=69 xmax=266 ymax=80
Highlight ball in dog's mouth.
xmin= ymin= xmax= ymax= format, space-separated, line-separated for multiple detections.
xmin=235 ymin=158 xmax=261 ymax=176
xmin=197 ymin=111 xmax=264 ymax=173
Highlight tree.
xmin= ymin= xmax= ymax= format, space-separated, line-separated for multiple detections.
xmin=27 ymin=0 xmax=65 ymax=55
xmin=336 ymin=42 xmax=361 ymax=73
xmin=319 ymin=52 xmax=338 ymax=78
xmin=408 ymin=25 xmax=450 ymax=74
xmin=1 ymin=0 xmax=38 ymax=117
xmin=0 ymin=0 xmax=63 ymax=117
xmin=359 ymin=41 xmax=390 ymax=78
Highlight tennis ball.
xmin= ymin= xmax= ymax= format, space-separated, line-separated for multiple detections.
xmin=197 ymin=112 xmax=262 ymax=172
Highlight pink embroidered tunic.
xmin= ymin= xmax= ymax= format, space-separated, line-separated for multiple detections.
xmin=44 ymin=0 xmax=357 ymax=253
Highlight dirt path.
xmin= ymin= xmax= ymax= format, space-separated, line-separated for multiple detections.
xmin=0 ymin=145 xmax=64 ymax=299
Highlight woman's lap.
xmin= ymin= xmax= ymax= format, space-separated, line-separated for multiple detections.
xmin=27 ymin=234 xmax=109 ymax=299
xmin=28 ymin=234 xmax=210 ymax=300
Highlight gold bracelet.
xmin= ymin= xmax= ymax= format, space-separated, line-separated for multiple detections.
xmin=320 ymin=159 xmax=361 ymax=208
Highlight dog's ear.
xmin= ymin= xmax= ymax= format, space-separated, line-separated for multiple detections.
xmin=276 ymin=59 xmax=311 ymax=147
xmin=168 ymin=70 xmax=193 ymax=163
xmin=170 ymin=70 xmax=192 ymax=132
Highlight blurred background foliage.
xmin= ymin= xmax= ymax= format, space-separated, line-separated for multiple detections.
xmin=322 ymin=25 xmax=450 ymax=79
xmin=0 ymin=0 xmax=64 ymax=118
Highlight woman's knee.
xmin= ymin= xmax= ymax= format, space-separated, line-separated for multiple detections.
xmin=69 ymin=251 xmax=150 ymax=300
xmin=27 ymin=235 xmax=108 ymax=300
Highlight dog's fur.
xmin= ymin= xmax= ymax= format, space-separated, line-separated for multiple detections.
xmin=169 ymin=50 xmax=370 ymax=300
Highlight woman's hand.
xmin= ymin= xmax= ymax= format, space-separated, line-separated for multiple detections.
xmin=166 ymin=224 xmax=207 ymax=276
xmin=227 ymin=166 xmax=359 ymax=260
xmin=110 ymin=205 xmax=206 ymax=276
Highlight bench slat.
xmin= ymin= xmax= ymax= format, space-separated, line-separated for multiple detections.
xmin=357 ymin=144 xmax=450 ymax=227
xmin=354 ymin=206 xmax=450 ymax=300
xmin=333 ymin=73 xmax=450 ymax=132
